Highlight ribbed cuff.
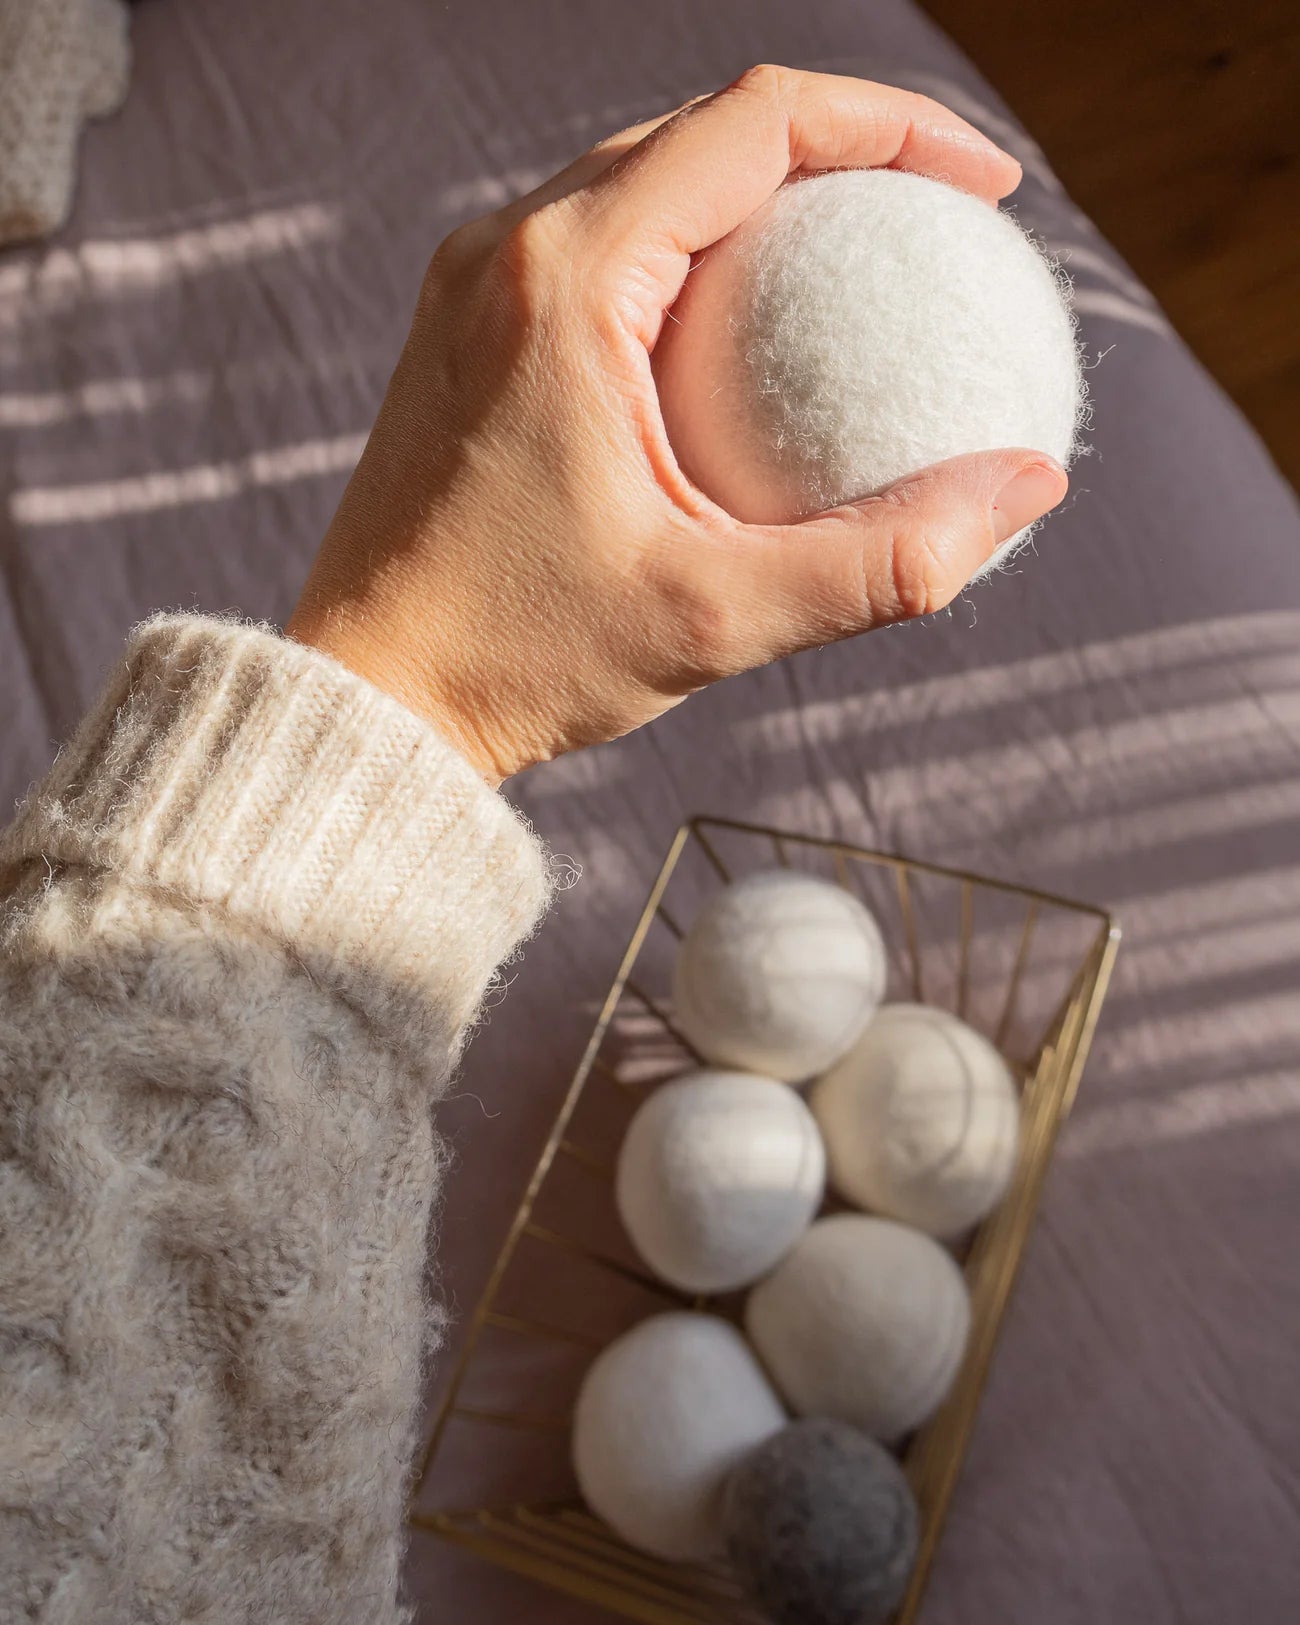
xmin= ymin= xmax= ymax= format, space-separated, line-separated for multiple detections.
xmin=0 ymin=615 xmax=554 ymax=1050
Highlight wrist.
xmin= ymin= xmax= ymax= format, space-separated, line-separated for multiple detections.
xmin=285 ymin=601 xmax=509 ymax=788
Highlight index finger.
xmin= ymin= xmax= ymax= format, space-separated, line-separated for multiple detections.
xmin=569 ymin=66 xmax=1021 ymax=337
xmin=488 ymin=96 xmax=714 ymax=236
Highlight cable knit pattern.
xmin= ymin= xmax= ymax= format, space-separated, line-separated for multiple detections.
xmin=0 ymin=0 xmax=131 ymax=245
xmin=0 ymin=617 xmax=554 ymax=1623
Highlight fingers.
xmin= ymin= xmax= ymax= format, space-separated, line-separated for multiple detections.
xmin=568 ymin=66 xmax=1020 ymax=325
xmin=716 ymin=450 xmax=1067 ymax=664
xmin=484 ymin=96 xmax=714 ymax=237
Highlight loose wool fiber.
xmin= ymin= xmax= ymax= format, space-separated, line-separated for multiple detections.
xmin=673 ymin=871 xmax=886 ymax=1084
xmin=745 ymin=1214 xmax=970 ymax=1442
xmin=812 ymin=1003 xmax=1020 ymax=1239
xmin=616 ymin=1069 xmax=825 ymax=1294
xmin=655 ymin=167 xmax=1083 ymax=570
xmin=572 ymin=1313 xmax=786 ymax=1562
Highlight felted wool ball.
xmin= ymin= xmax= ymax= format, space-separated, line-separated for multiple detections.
xmin=572 ymin=1312 xmax=786 ymax=1562
xmin=744 ymin=1214 xmax=970 ymax=1442
xmin=616 ymin=1069 xmax=825 ymax=1294
xmin=654 ymin=167 xmax=1083 ymax=571
xmin=721 ymin=1419 xmax=919 ymax=1625
xmin=673 ymin=871 xmax=886 ymax=1084
xmin=811 ymin=1002 xmax=1020 ymax=1239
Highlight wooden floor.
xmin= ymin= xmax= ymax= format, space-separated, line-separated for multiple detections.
xmin=922 ymin=0 xmax=1300 ymax=490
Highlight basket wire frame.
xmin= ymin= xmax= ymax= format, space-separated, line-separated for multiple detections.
xmin=410 ymin=816 xmax=1121 ymax=1624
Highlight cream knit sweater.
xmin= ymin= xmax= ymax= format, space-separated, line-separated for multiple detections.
xmin=0 ymin=616 xmax=554 ymax=1624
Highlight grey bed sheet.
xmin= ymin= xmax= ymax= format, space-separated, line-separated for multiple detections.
xmin=2 ymin=2 xmax=1298 ymax=1621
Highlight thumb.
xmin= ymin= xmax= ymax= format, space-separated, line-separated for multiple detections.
xmin=737 ymin=449 xmax=1068 ymax=658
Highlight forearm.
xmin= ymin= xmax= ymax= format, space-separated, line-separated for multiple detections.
xmin=0 ymin=616 xmax=552 ymax=1624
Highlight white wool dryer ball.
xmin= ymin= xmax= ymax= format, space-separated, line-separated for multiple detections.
xmin=744 ymin=1214 xmax=970 ymax=1442
xmin=616 ymin=1069 xmax=826 ymax=1294
xmin=673 ymin=871 xmax=887 ymax=1084
xmin=811 ymin=1003 xmax=1020 ymax=1239
xmin=654 ymin=167 xmax=1083 ymax=571
xmin=572 ymin=1312 xmax=786 ymax=1562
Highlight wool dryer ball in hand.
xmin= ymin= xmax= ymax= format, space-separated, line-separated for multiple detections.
xmin=571 ymin=1312 xmax=786 ymax=1562
xmin=745 ymin=1214 xmax=970 ymax=1442
xmin=616 ymin=1069 xmax=825 ymax=1294
xmin=812 ymin=1002 xmax=1020 ymax=1239
xmin=722 ymin=1419 xmax=920 ymax=1625
xmin=673 ymin=871 xmax=887 ymax=1084
xmin=654 ymin=167 xmax=1083 ymax=573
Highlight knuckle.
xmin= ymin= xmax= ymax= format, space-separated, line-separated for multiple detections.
xmin=889 ymin=553 xmax=937 ymax=621
xmin=420 ymin=233 xmax=464 ymax=305
xmin=889 ymin=528 xmax=953 ymax=620
xmin=856 ymin=485 xmax=961 ymax=622
xmin=498 ymin=208 xmax=555 ymax=278
xmin=420 ymin=219 xmax=494 ymax=315
xmin=643 ymin=553 xmax=737 ymax=685
xmin=692 ymin=588 xmax=736 ymax=667
xmin=905 ymin=90 xmax=947 ymax=124
xmin=677 ymin=589 xmax=736 ymax=683
xmin=433 ymin=218 xmax=481 ymax=270
xmin=491 ymin=206 xmax=569 ymax=315
xmin=731 ymin=62 xmax=790 ymax=101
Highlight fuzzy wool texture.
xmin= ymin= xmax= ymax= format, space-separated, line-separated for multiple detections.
xmin=812 ymin=1003 xmax=1021 ymax=1239
xmin=0 ymin=616 xmax=554 ymax=1624
xmin=744 ymin=1215 xmax=971 ymax=1443
xmin=615 ymin=1070 xmax=825 ymax=1294
xmin=0 ymin=0 xmax=131 ymax=244
xmin=571 ymin=1313 xmax=787 ymax=1563
xmin=721 ymin=1419 xmax=919 ymax=1625
xmin=672 ymin=871 xmax=886 ymax=1085
xmin=655 ymin=167 xmax=1085 ymax=574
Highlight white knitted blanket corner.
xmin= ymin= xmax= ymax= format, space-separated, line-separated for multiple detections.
xmin=0 ymin=0 xmax=131 ymax=246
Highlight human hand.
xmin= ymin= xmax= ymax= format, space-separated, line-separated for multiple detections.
xmin=288 ymin=66 xmax=1067 ymax=784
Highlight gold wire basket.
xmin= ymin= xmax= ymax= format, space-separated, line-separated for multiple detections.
xmin=411 ymin=816 xmax=1121 ymax=1624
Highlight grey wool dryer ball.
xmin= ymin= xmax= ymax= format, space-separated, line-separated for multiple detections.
xmin=721 ymin=1419 xmax=919 ymax=1625
xmin=654 ymin=166 xmax=1084 ymax=575
xmin=673 ymin=871 xmax=887 ymax=1084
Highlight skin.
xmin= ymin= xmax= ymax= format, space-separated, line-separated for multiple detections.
xmin=287 ymin=66 xmax=1068 ymax=786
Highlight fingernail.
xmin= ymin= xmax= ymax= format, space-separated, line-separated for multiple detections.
xmin=992 ymin=460 xmax=1067 ymax=544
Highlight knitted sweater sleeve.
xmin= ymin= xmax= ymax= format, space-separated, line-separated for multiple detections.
xmin=0 ymin=615 xmax=554 ymax=1625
